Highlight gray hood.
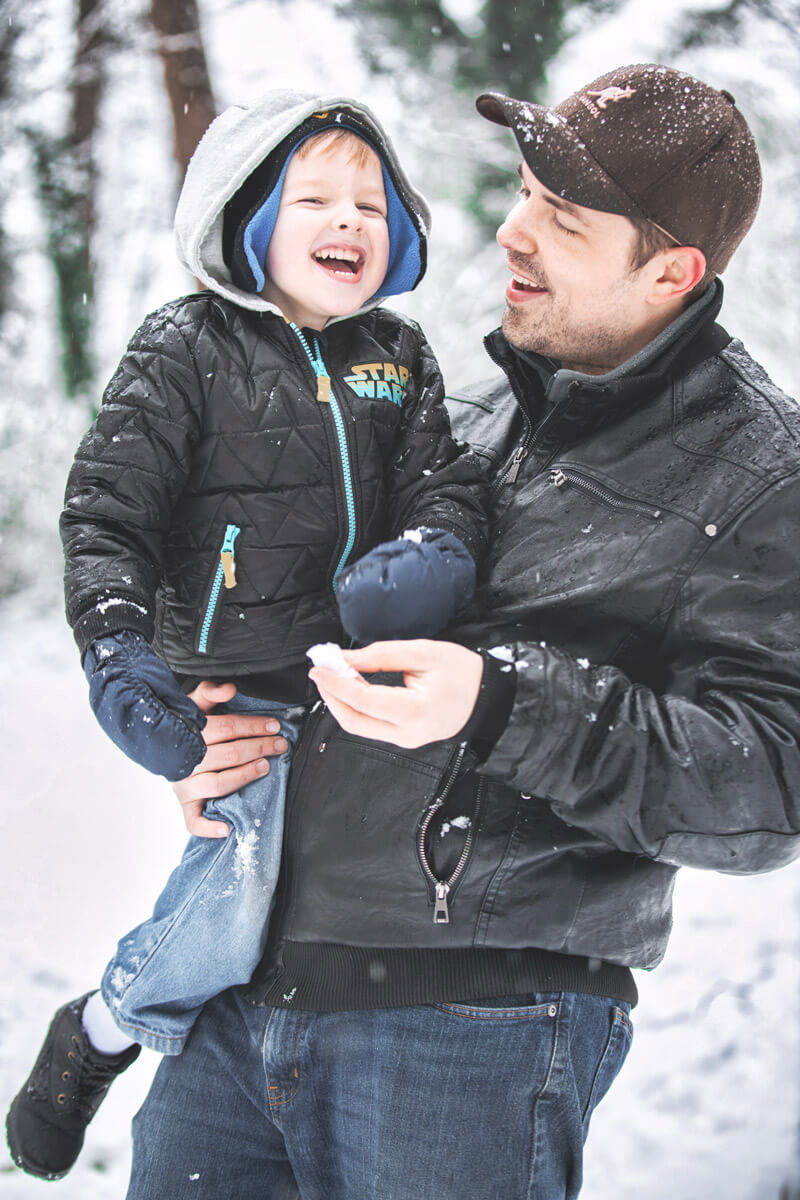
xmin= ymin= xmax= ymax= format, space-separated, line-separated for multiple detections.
xmin=174 ymin=89 xmax=432 ymax=315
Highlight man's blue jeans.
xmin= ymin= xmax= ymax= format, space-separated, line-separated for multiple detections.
xmin=126 ymin=984 xmax=632 ymax=1199
xmin=100 ymin=695 xmax=307 ymax=1054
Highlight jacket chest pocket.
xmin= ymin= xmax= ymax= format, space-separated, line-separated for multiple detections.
xmin=195 ymin=523 xmax=240 ymax=655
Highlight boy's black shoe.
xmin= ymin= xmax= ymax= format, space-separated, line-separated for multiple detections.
xmin=5 ymin=992 xmax=140 ymax=1180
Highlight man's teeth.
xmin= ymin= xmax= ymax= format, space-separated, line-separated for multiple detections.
xmin=512 ymin=273 xmax=542 ymax=290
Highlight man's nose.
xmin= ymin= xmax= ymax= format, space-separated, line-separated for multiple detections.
xmin=497 ymin=206 xmax=536 ymax=254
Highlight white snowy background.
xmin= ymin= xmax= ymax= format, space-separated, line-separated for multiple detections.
xmin=1 ymin=0 xmax=799 ymax=1196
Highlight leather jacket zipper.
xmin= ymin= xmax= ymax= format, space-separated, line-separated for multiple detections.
xmin=550 ymin=467 xmax=662 ymax=520
xmin=416 ymin=741 xmax=479 ymax=924
xmin=489 ymin=419 xmax=533 ymax=500
xmin=484 ymin=333 xmax=592 ymax=501
xmin=290 ymin=324 xmax=357 ymax=591
xmin=197 ymin=523 xmax=240 ymax=654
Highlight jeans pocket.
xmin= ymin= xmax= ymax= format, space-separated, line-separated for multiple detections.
xmin=581 ymin=1004 xmax=633 ymax=1130
xmin=433 ymin=993 xmax=563 ymax=1020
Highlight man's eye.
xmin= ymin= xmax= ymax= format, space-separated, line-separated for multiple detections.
xmin=552 ymin=214 xmax=579 ymax=237
xmin=516 ymin=186 xmax=531 ymax=200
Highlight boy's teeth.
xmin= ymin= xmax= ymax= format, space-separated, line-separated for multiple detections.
xmin=316 ymin=249 xmax=361 ymax=263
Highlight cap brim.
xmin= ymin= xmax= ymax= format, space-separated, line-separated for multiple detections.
xmin=475 ymin=91 xmax=646 ymax=221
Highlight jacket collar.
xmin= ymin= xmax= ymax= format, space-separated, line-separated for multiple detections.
xmin=485 ymin=279 xmax=730 ymax=442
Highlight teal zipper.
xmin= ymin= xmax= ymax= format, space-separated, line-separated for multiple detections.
xmin=290 ymin=323 xmax=357 ymax=591
xmin=198 ymin=523 xmax=240 ymax=654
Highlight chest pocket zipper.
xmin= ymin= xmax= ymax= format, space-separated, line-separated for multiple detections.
xmin=550 ymin=467 xmax=662 ymax=521
xmin=197 ymin=523 xmax=240 ymax=655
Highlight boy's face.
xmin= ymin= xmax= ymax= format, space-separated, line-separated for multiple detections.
xmin=263 ymin=137 xmax=390 ymax=331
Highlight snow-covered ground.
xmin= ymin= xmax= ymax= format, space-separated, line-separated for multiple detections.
xmin=0 ymin=600 xmax=798 ymax=1199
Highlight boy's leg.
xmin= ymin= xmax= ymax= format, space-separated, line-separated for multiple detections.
xmin=6 ymin=993 xmax=140 ymax=1181
xmin=104 ymin=697 xmax=307 ymax=1055
xmin=6 ymin=697 xmax=305 ymax=1181
xmin=81 ymin=990 xmax=138 ymax=1053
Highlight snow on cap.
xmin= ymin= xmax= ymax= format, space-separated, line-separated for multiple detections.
xmin=476 ymin=63 xmax=762 ymax=273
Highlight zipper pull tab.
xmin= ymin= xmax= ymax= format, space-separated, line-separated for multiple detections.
xmin=505 ymin=445 xmax=527 ymax=484
xmin=550 ymin=468 xmax=567 ymax=488
xmin=433 ymin=882 xmax=450 ymax=925
xmin=220 ymin=524 xmax=240 ymax=589
xmin=317 ymin=374 xmax=331 ymax=403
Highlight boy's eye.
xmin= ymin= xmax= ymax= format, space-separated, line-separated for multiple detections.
xmin=358 ymin=203 xmax=386 ymax=216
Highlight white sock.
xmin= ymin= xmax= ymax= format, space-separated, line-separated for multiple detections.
xmin=81 ymin=990 xmax=137 ymax=1056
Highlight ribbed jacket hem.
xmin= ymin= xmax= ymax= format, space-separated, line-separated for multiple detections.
xmin=246 ymin=942 xmax=638 ymax=1011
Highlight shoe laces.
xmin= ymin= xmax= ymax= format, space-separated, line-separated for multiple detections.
xmin=69 ymin=1050 xmax=127 ymax=1120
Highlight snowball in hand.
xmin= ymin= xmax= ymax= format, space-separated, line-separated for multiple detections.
xmin=307 ymin=642 xmax=360 ymax=678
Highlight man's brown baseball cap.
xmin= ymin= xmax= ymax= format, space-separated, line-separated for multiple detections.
xmin=476 ymin=63 xmax=761 ymax=273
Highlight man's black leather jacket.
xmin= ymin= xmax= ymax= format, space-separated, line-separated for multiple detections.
xmin=260 ymin=284 xmax=800 ymax=972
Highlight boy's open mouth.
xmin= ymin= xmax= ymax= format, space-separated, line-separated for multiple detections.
xmin=313 ymin=246 xmax=366 ymax=280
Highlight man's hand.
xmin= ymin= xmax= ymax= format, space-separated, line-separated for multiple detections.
xmin=174 ymin=682 xmax=289 ymax=838
xmin=308 ymin=640 xmax=483 ymax=748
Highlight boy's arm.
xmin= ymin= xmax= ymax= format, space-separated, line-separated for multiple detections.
xmin=61 ymin=302 xmax=213 ymax=780
xmin=335 ymin=322 xmax=489 ymax=644
xmin=61 ymin=303 xmax=204 ymax=657
xmin=384 ymin=321 xmax=489 ymax=563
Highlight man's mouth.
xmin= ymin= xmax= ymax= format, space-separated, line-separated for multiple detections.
xmin=313 ymin=246 xmax=366 ymax=280
xmin=510 ymin=267 xmax=546 ymax=292
xmin=510 ymin=272 xmax=546 ymax=292
xmin=506 ymin=263 xmax=549 ymax=304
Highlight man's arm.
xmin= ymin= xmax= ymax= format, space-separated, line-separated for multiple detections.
xmin=312 ymin=478 xmax=800 ymax=877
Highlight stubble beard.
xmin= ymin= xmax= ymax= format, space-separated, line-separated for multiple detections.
xmin=501 ymin=256 xmax=643 ymax=373
xmin=507 ymin=297 xmax=647 ymax=372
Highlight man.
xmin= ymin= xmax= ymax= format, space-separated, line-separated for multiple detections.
xmin=132 ymin=64 xmax=800 ymax=1199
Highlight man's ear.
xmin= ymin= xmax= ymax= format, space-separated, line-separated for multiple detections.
xmin=648 ymin=246 xmax=708 ymax=306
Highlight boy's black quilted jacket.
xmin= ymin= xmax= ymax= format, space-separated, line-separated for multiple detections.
xmin=60 ymin=296 xmax=487 ymax=686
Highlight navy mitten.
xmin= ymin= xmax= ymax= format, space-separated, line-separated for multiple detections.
xmin=337 ymin=528 xmax=476 ymax=643
xmin=83 ymin=630 xmax=207 ymax=781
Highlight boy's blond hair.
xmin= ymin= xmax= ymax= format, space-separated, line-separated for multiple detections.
xmin=295 ymin=127 xmax=378 ymax=170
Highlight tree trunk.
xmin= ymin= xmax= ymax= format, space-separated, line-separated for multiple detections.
xmin=71 ymin=0 xmax=107 ymax=227
xmin=28 ymin=0 xmax=110 ymax=400
xmin=149 ymin=0 xmax=216 ymax=180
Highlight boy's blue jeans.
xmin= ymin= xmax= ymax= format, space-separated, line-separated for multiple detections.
xmin=126 ymin=984 xmax=632 ymax=1200
xmin=101 ymin=694 xmax=308 ymax=1054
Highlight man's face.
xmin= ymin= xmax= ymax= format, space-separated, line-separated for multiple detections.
xmin=263 ymin=138 xmax=390 ymax=331
xmin=496 ymin=161 xmax=660 ymax=374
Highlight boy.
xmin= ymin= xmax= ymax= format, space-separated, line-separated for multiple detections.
xmin=6 ymin=90 xmax=487 ymax=1181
